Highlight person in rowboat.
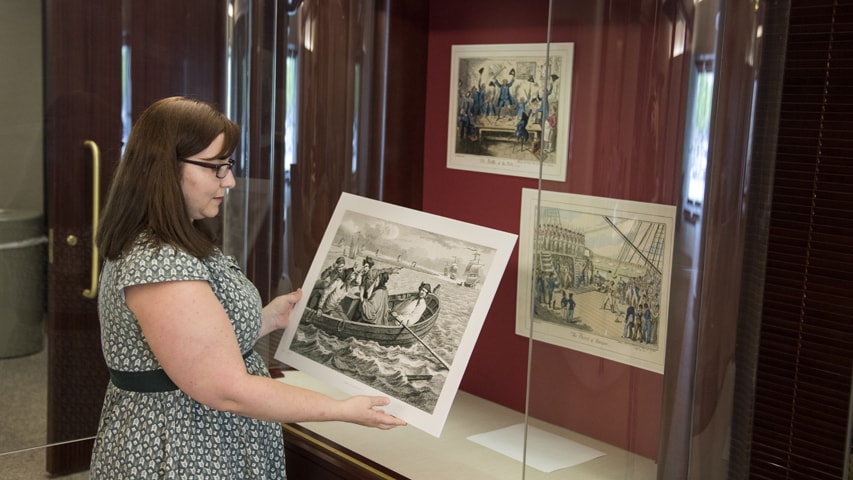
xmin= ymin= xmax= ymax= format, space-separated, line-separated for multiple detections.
xmin=356 ymin=271 xmax=392 ymax=325
xmin=318 ymin=267 xmax=360 ymax=318
xmin=390 ymin=282 xmax=432 ymax=327
xmin=307 ymin=256 xmax=347 ymax=308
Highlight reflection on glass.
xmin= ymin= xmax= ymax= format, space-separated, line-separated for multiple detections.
xmin=687 ymin=62 xmax=713 ymax=205
xmin=223 ymin=0 xmax=250 ymax=269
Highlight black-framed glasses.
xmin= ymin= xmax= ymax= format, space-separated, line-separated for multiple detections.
xmin=179 ymin=158 xmax=235 ymax=179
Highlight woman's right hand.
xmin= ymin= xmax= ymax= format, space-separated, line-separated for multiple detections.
xmin=340 ymin=395 xmax=407 ymax=430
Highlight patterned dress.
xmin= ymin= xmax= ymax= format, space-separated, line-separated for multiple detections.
xmin=90 ymin=238 xmax=286 ymax=479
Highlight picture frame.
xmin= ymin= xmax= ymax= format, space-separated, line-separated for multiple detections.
xmin=446 ymin=42 xmax=574 ymax=181
xmin=275 ymin=193 xmax=517 ymax=437
xmin=515 ymin=189 xmax=676 ymax=374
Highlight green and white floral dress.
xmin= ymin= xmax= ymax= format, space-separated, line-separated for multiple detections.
xmin=90 ymin=239 xmax=286 ymax=479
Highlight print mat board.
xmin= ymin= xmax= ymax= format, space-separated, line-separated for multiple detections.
xmin=447 ymin=42 xmax=573 ymax=181
xmin=275 ymin=193 xmax=517 ymax=437
xmin=515 ymin=189 xmax=676 ymax=374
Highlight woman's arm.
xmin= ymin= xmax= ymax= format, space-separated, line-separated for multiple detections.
xmin=126 ymin=281 xmax=406 ymax=429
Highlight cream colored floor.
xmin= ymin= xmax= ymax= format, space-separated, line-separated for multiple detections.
xmin=0 ymin=339 xmax=90 ymax=479
xmin=0 ymin=326 xmax=290 ymax=480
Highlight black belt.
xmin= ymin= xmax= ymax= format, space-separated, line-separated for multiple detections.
xmin=108 ymin=349 xmax=254 ymax=393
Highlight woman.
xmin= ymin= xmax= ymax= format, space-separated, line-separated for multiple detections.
xmin=359 ymin=271 xmax=391 ymax=325
xmin=90 ymin=96 xmax=405 ymax=479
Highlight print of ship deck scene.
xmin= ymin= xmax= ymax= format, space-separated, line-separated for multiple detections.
xmin=532 ymin=206 xmax=667 ymax=349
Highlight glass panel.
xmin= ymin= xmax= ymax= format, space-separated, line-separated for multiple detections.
xmin=848 ymin=378 xmax=853 ymax=479
xmin=221 ymin=0 xmax=379 ymax=366
xmin=522 ymin=1 xmax=690 ymax=476
xmin=0 ymin=1 xmax=98 ymax=475
xmin=222 ymin=0 xmax=256 ymax=270
xmin=0 ymin=0 xmax=48 ymax=458
xmin=284 ymin=0 xmax=378 ymax=288
xmin=523 ymin=0 xmax=763 ymax=478
xmin=0 ymin=0 xmax=771 ymax=477
xmin=1 ymin=2 xmax=238 ymax=477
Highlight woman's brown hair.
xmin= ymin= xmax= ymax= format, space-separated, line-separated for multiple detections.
xmin=97 ymin=97 xmax=240 ymax=259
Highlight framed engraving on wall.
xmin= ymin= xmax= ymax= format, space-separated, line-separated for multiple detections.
xmin=276 ymin=193 xmax=517 ymax=437
xmin=515 ymin=189 xmax=676 ymax=374
xmin=446 ymin=42 xmax=574 ymax=181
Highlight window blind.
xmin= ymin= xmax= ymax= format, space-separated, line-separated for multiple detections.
xmin=749 ymin=1 xmax=853 ymax=478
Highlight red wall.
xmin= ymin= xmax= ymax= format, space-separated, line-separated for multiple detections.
xmin=422 ymin=0 xmax=687 ymax=460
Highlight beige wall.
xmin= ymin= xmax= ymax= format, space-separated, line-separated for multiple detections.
xmin=0 ymin=0 xmax=43 ymax=214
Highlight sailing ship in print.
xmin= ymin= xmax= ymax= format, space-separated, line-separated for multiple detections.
xmin=462 ymin=250 xmax=484 ymax=288
xmin=443 ymin=256 xmax=459 ymax=281
xmin=339 ymin=232 xmax=366 ymax=259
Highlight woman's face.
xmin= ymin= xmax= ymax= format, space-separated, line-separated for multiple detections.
xmin=180 ymin=133 xmax=236 ymax=221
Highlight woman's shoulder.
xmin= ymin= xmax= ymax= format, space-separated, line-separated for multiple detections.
xmin=113 ymin=234 xmax=210 ymax=283
xmin=125 ymin=234 xmax=197 ymax=262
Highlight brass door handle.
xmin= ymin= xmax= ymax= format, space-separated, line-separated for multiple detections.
xmin=82 ymin=140 xmax=101 ymax=299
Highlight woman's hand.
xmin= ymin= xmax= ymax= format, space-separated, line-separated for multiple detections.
xmin=339 ymin=396 xmax=407 ymax=430
xmin=260 ymin=288 xmax=302 ymax=337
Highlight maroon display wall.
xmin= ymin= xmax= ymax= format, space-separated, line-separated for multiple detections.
xmin=422 ymin=0 xmax=688 ymax=460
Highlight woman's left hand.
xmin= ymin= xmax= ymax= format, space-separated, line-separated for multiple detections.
xmin=261 ymin=288 xmax=302 ymax=335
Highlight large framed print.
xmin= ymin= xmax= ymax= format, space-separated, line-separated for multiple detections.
xmin=447 ymin=42 xmax=574 ymax=181
xmin=515 ymin=189 xmax=676 ymax=374
xmin=276 ymin=193 xmax=517 ymax=437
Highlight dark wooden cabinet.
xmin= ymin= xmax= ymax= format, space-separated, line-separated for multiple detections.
xmin=283 ymin=424 xmax=409 ymax=480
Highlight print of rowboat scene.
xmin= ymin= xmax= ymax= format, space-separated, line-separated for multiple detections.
xmin=290 ymin=210 xmax=498 ymax=414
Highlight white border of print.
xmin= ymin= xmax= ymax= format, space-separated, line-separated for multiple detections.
xmin=446 ymin=42 xmax=573 ymax=181
xmin=276 ymin=193 xmax=517 ymax=437
xmin=515 ymin=189 xmax=676 ymax=374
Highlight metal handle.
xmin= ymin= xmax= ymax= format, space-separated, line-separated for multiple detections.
xmin=82 ymin=140 xmax=101 ymax=299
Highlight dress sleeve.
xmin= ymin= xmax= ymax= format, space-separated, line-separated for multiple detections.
xmin=114 ymin=243 xmax=210 ymax=290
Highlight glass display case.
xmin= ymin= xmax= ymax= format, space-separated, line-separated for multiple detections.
xmin=524 ymin=1 xmax=758 ymax=478
xmin=3 ymin=0 xmax=851 ymax=479
xmin=260 ymin=0 xmax=768 ymax=478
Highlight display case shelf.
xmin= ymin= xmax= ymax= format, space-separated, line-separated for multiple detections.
xmin=279 ymin=371 xmax=656 ymax=479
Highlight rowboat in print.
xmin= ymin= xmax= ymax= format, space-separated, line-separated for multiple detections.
xmin=302 ymin=290 xmax=441 ymax=347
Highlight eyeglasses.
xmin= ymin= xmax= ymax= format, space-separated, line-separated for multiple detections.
xmin=179 ymin=158 xmax=235 ymax=179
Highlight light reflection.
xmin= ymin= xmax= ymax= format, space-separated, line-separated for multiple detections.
xmin=302 ymin=15 xmax=314 ymax=52
xmin=686 ymin=66 xmax=713 ymax=206
xmin=673 ymin=15 xmax=687 ymax=58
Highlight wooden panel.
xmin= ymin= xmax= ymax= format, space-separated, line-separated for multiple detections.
xmin=43 ymin=0 xmax=121 ymax=473
xmin=283 ymin=424 xmax=409 ymax=480
xmin=43 ymin=0 xmax=229 ymax=474
xmin=368 ymin=0 xmax=428 ymax=210
xmin=283 ymin=0 xmax=428 ymax=293
xmin=289 ymin=0 xmax=378 ymax=287
xmin=127 ymin=0 xmax=227 ymax=110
